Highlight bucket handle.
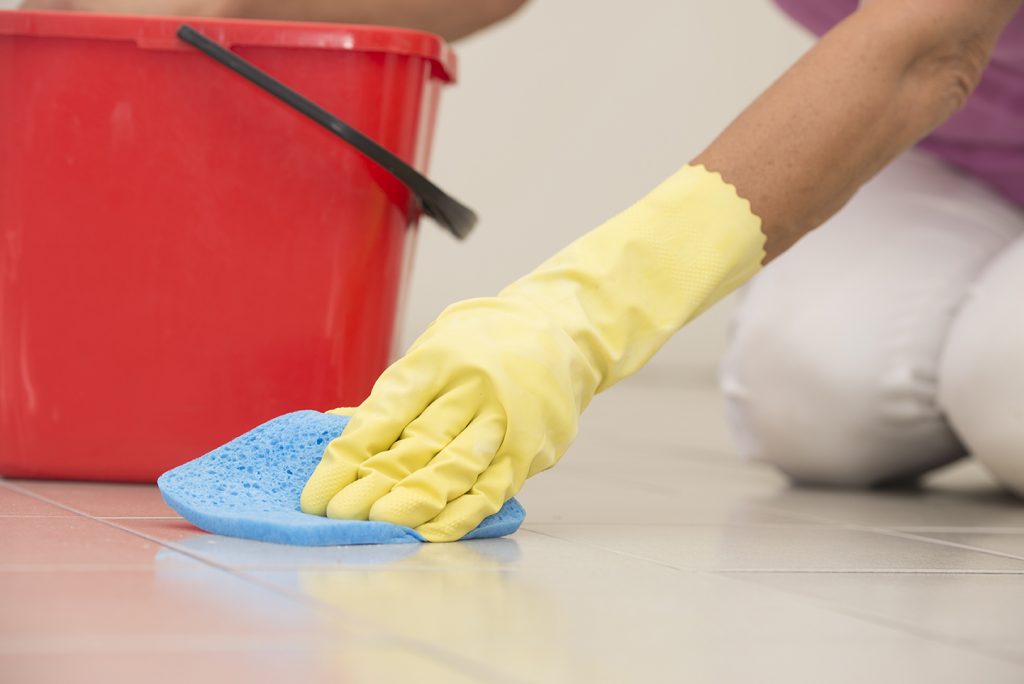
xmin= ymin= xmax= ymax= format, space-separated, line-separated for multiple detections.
xmin=177 ymin=24 xmax=477 ymax=240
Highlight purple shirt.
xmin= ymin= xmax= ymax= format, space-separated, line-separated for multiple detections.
xmin=774 ymin=0 xmax=1024 ymax=206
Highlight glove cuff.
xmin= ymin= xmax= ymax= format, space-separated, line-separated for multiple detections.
xmin=501 ymin=164 xmax=766 ymax=394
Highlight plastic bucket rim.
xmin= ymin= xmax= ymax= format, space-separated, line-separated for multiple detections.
xmin=0 ymin=8 xmax=458 ymax=81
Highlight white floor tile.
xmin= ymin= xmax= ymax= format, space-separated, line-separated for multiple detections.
xmin=527 ymin=524 xmax=1024 ymax=572
xmin=904 ymin=531 xmax=1024 ymax=561
xmin=725 ymin=571 xmax=1024 ymax=662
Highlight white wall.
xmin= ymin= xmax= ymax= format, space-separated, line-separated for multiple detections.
xmin=409 ymin=1 xmax=811 ymax=378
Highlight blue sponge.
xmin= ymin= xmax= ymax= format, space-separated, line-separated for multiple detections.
xmin=157 ymin=411 xmax=525 ymax=545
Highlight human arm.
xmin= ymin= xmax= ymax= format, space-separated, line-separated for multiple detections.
xmin=289 ymin=0 xmax=1019 ymax=540
xmin=696 ymin=0 xmax=1022 ymax=259
xmin=300 ymin=0 xmax=1022 ymax=541
xmin=18 ymin=0 xmax=529 ymax=41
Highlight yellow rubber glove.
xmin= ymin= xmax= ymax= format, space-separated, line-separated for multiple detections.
xmin=301 ymin=165 xmax=766 ymax=541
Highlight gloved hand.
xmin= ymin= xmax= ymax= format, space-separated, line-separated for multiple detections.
xmin=301 ymin=165 xmax=766 ymax=541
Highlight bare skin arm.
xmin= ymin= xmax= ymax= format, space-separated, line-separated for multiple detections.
xmin=694 ymin=0 xmax=1023 ymax=262
xmin=224 ymin=0 xmax=529 ymax=41
xmin=18 ymin=0 xmax=529 ymax=41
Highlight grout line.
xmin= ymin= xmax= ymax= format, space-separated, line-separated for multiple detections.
xmin=520 ymin=527 xmax=725 ymax=575
xmin=765 ymin=511 xmax=1024 ymax=564
xmin=870 ymin=528 xmax=1024 ymax=564
xmin=0 ymin=563 xmax=160 ymax=573
xmin=3 ymin=483 xmax=132 ymax=522
xmin=523 ymin=527 xmax=1024 ymax=576
xmin=2 ymin=487 xmax=109 ymax=522
xmin=97 ymin=516 xmax=184 ymax=520
xmin=709 ymin=506 xmax=1024 ymax=555
xmin=891 ymin=527 xmax=1024 ymax=534
xmin=0 ymin=514 xmax=80 ymax=518
xmin=0 ymin=483 xmax=85 ymax=517
xmin=522 ymin=520 xmax=1024 ymax=567
xmin=0 ymin=633 xmax=377 ymax=657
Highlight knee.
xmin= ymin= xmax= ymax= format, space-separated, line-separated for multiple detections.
xmin=940 ymin=247 xmax=1024 ymax=496
xmin=723 ymin=317 xmax=962 ymax=488
xmin=941 ymin=355 xmax=1024 ymax=496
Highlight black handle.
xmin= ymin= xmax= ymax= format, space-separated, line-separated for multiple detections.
xmin=177 ymin=24 xmax=477 ymax=240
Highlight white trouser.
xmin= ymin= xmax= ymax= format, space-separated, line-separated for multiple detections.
xmin=720 ymin=150 xmax=1024 ymax=494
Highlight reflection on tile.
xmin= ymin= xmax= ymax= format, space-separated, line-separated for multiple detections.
xmin=0 ymin=642 xmax=488 ymax=684
xmin=155 ymin=551 xmax=498 ymax=683
xmin=529 ymin=524 xmax=1024 ymax=572
xmin=151 ymin=548 xmax=517 ymax=683
xmin=243 ymin=533 xmax=579 ymax=682
xmin=0 ymin=516 xmax=165 ymax=568
xmin=0 ymin=484 xmax=75 ymax=517
xmin=0 ymin=549 xmax=368 ymax=673
xmin=9 ymin=481 xmax=178 ymax=518
xmin=1 ymin=650 xmax=317 ymax=684
xmin=256 ymin=530 xmax=1024 ymax=683
xmin=0 ymin=554 xmax=324 ymax=645
xmin=120 ymin=518 xmax=522 ymax=570
xmin=249 ymin=538 xmax=560 ymax=681
xmin=727 ymin=572 xmax=1024 ymax=662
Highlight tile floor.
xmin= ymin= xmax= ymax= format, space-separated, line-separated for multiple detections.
xmin=3 ymin=371 xmax=1024 ymax=683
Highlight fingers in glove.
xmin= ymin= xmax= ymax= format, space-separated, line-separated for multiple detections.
xmin=416 ymin=454 xmax=519 ymax=542
xmin=300 ymin=366 xmax=436 ymax=515
xmin=367 ymin=411 xmax=506 ymax=529
xmin=323 ymin=382 xmax=482 ymax=520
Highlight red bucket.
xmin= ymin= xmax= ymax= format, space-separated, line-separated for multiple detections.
xmin=0 ymin=11 xmax=458 ymax=482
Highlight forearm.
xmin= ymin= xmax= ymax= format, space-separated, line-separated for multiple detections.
xmin=226 ymin=0 xmax=528 ymax=40
xmin=694 ymin=0 xmax=1022 ymax=261
xmin=20 ymin=0 xmax=527 ymax=41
